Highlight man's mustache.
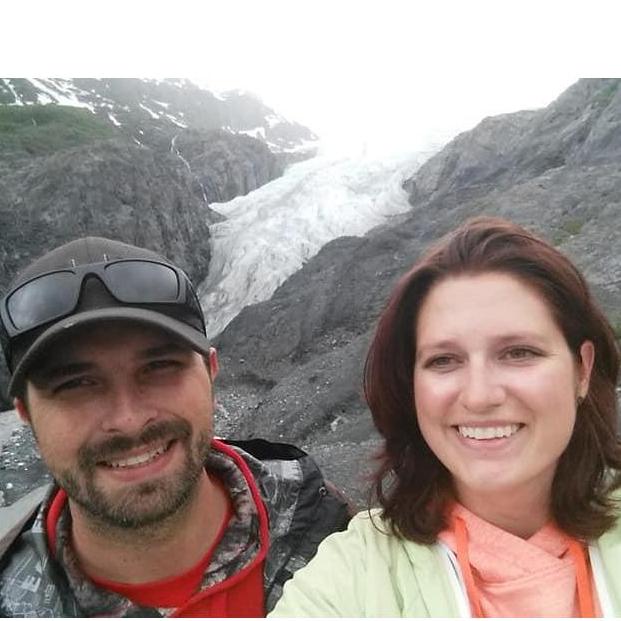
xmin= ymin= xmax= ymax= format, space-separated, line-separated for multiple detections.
xmin=78 ymin=419 xmax=192 ymax=467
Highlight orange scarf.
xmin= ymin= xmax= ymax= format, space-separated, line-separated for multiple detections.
xmin=439 ymin=505 xmax=597 ymax=617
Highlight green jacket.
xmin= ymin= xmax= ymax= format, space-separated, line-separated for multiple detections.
xmin=270 ymin=510 xmax=621 ymax=617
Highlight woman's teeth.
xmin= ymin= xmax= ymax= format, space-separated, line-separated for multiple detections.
xmin=458 ymin=424 xmax=521 ymax=440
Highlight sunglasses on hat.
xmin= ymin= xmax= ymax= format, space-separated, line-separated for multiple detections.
xmin=0 ymin=258 xmax=205 ymax=358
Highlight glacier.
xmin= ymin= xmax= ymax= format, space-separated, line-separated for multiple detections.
xmin=198 ymin=150 xmax=431 ymax=337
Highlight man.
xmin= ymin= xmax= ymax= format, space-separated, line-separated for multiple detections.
xmin=0 ymin=237 xmax=349 ymax=617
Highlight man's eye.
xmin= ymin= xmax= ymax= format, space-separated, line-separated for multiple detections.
xmin=52 ymin=377 xmax=94 ymax=393
xmin=145 ymin=359 xmax=181 ymax=372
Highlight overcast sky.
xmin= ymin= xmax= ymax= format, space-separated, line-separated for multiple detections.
xmin=5 ymin=0 xmax=621 ymax=156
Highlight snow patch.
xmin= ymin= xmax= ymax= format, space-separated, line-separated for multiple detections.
xmin=276 ymin=137 xmax=320 ymax=154
xmin=265 ymin=114 xmax=284 ymax=129
xmin=238 ymin=127 xmax=266 ymax=140
xmin=108 ymin=112 xmax=121 ymax=127
xmin=28 ymin=78 xmax=95 ymax=111
xmin=166 ymin=113 xmax=188 ymax=128
xmin=3 ymin=80 xmax=24 ymax=105
xmin=139 ymin=103 xmax=160 ymax=119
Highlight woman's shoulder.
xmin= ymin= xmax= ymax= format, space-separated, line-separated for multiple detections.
xmin=338 ymin=509 xmax=439 ymax=561
xmin=269 ymin=509 xmax=456 ymax=617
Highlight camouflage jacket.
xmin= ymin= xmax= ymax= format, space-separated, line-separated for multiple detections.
xmin=0 ymin=439 xmax=350 ymax=617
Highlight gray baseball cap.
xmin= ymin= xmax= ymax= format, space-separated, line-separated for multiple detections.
xmin=1 ymin=237 xmax=209 ymax=397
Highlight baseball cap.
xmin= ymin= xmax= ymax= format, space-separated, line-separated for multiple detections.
xmin=0 ymin=237 xmax=210 ymax=397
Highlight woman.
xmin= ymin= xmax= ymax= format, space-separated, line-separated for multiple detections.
xmin=270 ymin=217 xmax=621 ymax=617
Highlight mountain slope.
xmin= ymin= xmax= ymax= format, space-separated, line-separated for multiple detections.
xmin=214 ymin=78 xmax=621 ymax=503
xmin=0 ymin=78 xmax=317 ymax=154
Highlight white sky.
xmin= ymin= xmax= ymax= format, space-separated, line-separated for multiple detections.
xmin=4 ymin=0 xmax=621 ymax=156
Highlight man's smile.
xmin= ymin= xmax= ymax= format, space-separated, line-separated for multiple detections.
xmin=99 ymin=440 xmax=176 ymax=469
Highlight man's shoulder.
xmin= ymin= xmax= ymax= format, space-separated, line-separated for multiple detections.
xmin=220 ymin=438 xmax=350 ymax=529
xmin=218 ymin=438 xmax=351 ymax=612
xmin=222 ymin=438 xmax=318 ymax=493
xmin=0 ymin=484 xmax=49 ymax=559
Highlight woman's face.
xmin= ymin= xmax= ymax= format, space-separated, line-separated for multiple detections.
xmin=413 ymin=272 xmax=594 ymax=511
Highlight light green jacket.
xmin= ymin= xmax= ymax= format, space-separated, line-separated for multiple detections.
xmin=270 ymin=510 xmax=621 ymax=617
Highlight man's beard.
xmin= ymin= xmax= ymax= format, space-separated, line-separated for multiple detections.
xmin=55 ymin=418 xmax=212 ymax=530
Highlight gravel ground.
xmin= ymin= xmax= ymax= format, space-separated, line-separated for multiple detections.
xmin=0 ymin=411 xmax=52 ymax=507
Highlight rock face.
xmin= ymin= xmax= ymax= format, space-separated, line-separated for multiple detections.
xmin=0 ymin=137 xmax=213 ymax=405
xmin=405 ymin=79 xmax=621 ymax=202
xmin=0 ymin=139 xmax=211 ymax=288
xmin=214 ymin=78 xmax=621 ymax=505
xmin=173 ymin=129 xmax=283 ymax=204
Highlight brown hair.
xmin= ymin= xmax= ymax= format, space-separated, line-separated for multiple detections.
xmin=365 ymin=216 xmax=621 ymax=543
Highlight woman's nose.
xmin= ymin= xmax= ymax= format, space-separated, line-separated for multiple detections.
xmin=459 ymin=364 xmax=506 ymax=412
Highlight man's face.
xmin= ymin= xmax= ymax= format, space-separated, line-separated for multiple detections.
xmin=18 ymin=322 xmax=216 ymax=530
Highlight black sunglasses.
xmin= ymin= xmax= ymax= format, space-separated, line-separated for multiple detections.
xmin=0 ymin=259 xmax=205 ymax=339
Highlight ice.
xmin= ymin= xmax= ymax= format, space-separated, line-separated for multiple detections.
xmin=198 ymin=150 xmax=430 ymax=337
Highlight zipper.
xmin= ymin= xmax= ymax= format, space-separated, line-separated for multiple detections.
xmin=435 ymin=541 xmax=472 ymax=618
xmin=589 ymin=543 xmax=615 ymax=617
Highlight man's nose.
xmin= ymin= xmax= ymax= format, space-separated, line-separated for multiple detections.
xmin=459 ymin=363 xmax=506 ymax=413
xmin=100 ymin=384 xmax=157 ymax=434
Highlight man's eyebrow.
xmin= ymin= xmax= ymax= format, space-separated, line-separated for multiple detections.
xmin=32 ymin=361 xmax=95 ymax=385
xmin=139 ymin=343 xmax=192 ymax=358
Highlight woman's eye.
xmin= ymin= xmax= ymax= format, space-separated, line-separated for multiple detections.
xmin=502 ymin=347 xmax=540 ymax=361
xmin=425 ymin=355 xmax=458 ymax=369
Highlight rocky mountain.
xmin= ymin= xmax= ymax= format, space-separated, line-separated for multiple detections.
xmin=0 ymin=78 xmax=317 ymax=155
xmin=0 ymin=78 xmax=317 ymax=406
xmin=213 ymin=78 xmax=621 ymax=504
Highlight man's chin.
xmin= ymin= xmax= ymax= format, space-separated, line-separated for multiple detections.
xmin=97 ymin=481 xmax=196 ymax=528
xmin=60 ymin=461 xmax=205 ymax=530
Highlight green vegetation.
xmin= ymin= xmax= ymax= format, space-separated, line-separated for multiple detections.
xmin=593 ymin=79 xmax=621 ymax=108
xmin=562 ymin=217 xmax=585 ymax=236
xmin=0 ymin=87 xmax=13 ymax=105
xmin=610 ymin=312 xmax=621 ymax=341
xmin=552 ymin=217 xmax=586 ymax=245
xmin=0 ymin=104 xmax=115 ymax=157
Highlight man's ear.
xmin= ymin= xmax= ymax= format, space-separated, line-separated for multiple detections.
xmin=14 ymin=396 xmax=32 ymax=425
xmin=208 ymin=347 xmax=219 ymax=381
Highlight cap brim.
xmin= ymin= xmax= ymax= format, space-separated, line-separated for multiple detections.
xmin=8 ymin=308 xmax=211 ymax=397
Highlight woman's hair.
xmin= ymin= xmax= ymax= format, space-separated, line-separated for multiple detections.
xmin=365 ymin=216 xmax=621 ymax=543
